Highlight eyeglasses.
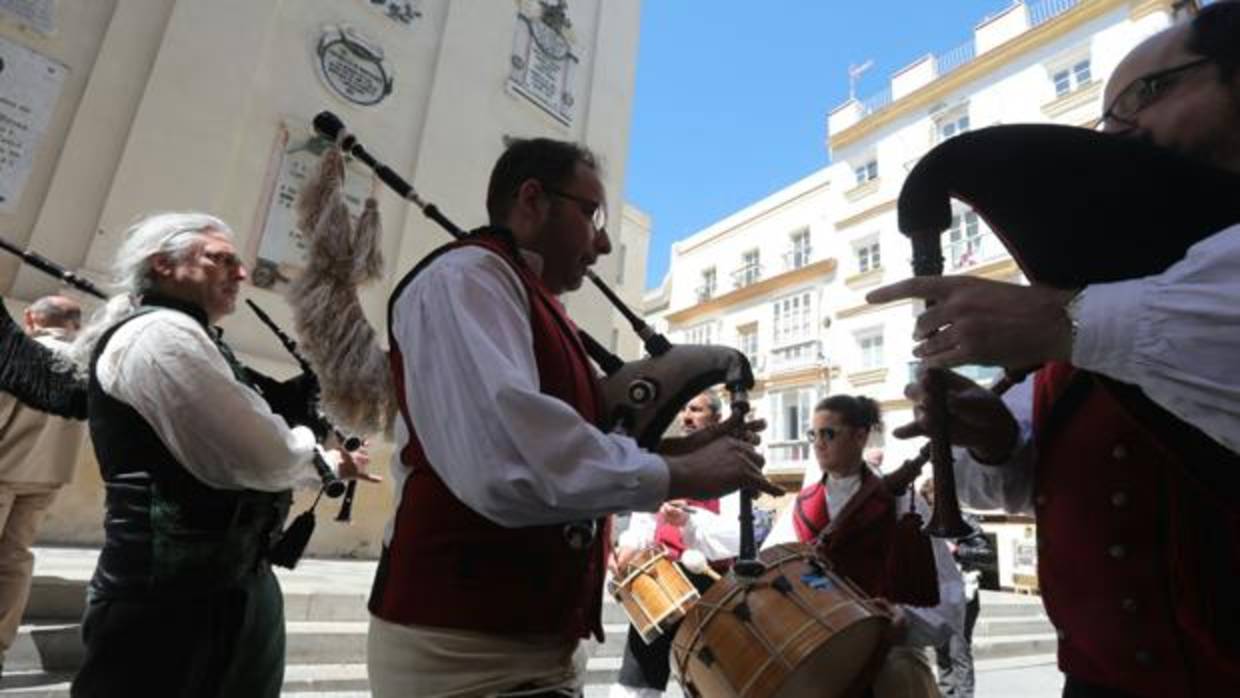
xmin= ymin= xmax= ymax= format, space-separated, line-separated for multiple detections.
xmin=544 ymin=187 xmax=607 ymax=231
xmin=806 ymin=426 xmax=842 ymax=443
xmin=1096 ymin=58 xmax=1212 ymax=131
xmin=202 ymin=249 xmax=244 ymax=271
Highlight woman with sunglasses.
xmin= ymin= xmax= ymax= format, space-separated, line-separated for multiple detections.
xmin=763 ymin=394 xmax=964 ymax=698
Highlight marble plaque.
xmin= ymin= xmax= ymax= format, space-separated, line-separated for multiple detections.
xmin=0 ymin=0 xmax=54 ymax=35
xmin=508 ymin=0 xmax=579 ymax=126
xmin=0 ymin=36 xmax=66 ymax=213
xmin=316 ymin=25 xmax=393 ymax=107
xmin=251 ymin=122 xmax=372 ymax=291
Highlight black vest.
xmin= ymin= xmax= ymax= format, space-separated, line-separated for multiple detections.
xmin=88 ymin=296 xmax=290 ymax=599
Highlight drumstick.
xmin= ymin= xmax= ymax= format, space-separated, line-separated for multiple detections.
xmin=680 ymin=549 xmax=721 ymax=581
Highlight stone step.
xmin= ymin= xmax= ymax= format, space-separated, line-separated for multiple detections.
xmin=0 ymin=664 xmax=370 ymax=696
xmin=4 ymin=622 xmax=371 ymax=674
xmin=22 ymin=577 xmax=371 ymax=624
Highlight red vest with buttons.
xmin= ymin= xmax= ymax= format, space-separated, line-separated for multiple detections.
xmin=369 ymin=233 xmax=609 ymax=641
xmin=1033 ymin=362 xmax=1240 ymax=696
xmin=791 ymin=470 xmax=901 ymax=600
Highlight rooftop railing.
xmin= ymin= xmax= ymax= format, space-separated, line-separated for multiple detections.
xmin=850 ymin=0 xmax=1083 ymax=120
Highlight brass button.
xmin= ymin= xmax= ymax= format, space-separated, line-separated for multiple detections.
xmin=1035 ymin=494 xmax=1048 ymax=507
xmin=1108 ymin=544 xmax=1127 ymax=560
xmin=1121 ymin=597 xmax=1137 ymax=613
xmin=1111 ymin=491 xmax=1129 ymax=508
xmin=1112 ymin=444 xmax=1128 ymax=460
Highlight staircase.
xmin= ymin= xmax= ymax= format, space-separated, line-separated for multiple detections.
xmin=1 ymin=551 xmax=375 ymax=697
xmin=2 ymin=550 xmax=1056 ymax=697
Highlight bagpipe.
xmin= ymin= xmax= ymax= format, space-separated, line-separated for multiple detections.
xmin=292 ymin=111 xmax=763 ymax=553
xmin=890 ymin=123 xmax=1240 ymax=529
xmin=0 ymin=235 xmax=349 ymax=567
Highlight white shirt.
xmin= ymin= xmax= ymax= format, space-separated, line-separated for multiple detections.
xmin=955 ymin=223 xmax=1240 ymax=511
xmin=388 ymin=246 xmax=668 ymax=532
xmin=97 ymin=309 xmax=324 ymax=491
xmin=1072 ymin=222 xmax=1240 ymax=454
xmin=763 ymin=471 xmax=966 ymax=647
xmin=617 ymin=492 xmax=742 ymax=562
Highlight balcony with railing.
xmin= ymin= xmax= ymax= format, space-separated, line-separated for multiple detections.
xmin=782 ymin=246 xmax=813 ymax=272
xmin=694 ymin=283 xmax=715 ymax=303
xmin=731 ymin=263 xmax=763 ymax=289
xmin=769 ymin=339 xmax=824 ymax=374
xmin=767 ymin=441 xmax=812 ymax=473
xmin=946 ymin=231 xmax=1008 ymax=271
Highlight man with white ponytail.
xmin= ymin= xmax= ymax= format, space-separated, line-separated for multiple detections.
xmin=68 ymin=212 xmax=373 ymax=698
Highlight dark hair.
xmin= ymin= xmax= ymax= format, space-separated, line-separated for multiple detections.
xmin=814 ymin=394 xmax=883 ymax=432
xmin=485 ymin=138 xmax=598 ymax=224
xmin=1188 ymin=2 xmax=1240 ymax=81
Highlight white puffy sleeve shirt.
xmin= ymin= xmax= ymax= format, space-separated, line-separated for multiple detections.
xmin=96 ymin=309 xmax=324 ymax=491
xmin=1071 ymin=222 xmax=1240 ymax=454
xmin=389 ymin=246 xmax=669 ymax=529
xmin=955 ymin=223 xmax=1240 ymax=511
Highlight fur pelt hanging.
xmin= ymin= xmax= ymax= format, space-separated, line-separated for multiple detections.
xmin=287 ymin=145 xmax=396 ymax=435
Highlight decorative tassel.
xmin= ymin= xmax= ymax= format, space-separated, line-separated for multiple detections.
xmin=268 ymin=489 xmax=324 ymax=570
xmin=296 ymin=146 xmax=345 ymax=234
xmin=287 ymin=144 xmax=397 ymax=436
xmin=884 ymin=510 xmax=941 ymax=607
xmin=354 ymin=197 xmax=384 ymax=283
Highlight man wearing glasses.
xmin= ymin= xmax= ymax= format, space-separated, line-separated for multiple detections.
xmin=368 ymin=138 xmax=776 ymax=697
xmin=869 ymin=4 xmax=1240 ymax=696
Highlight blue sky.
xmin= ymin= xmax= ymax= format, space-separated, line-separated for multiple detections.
xmin=627 ymin=2 xmax=1015 ymax=290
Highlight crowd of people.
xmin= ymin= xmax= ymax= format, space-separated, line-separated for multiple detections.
xmin=0 ymin=4 xmax=1236 ymax=696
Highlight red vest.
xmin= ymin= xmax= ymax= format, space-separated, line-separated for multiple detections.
xmin=369 ymin=233 xmax=609 ymax=641
xmin=654 ymin=499 xmax=719 ymax=561
xmin=792 ymin=471 xmax=902 ymax=600
xmin=1033 ymin=362 xmax=1240 ymax=696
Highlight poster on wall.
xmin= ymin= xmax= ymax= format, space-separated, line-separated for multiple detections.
xmin=508 ymin=0 xmax=580 ymax=127
xmin=0 ymin=0 xmax=55 ymax=35
xmin=0 ymin=36 xmax=66 ymax=214
xmin=249 ymin=121 xmax=372 ymax=291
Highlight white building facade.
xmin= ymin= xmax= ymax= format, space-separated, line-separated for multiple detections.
xmin=645 ymin=0 xmax=1196 ymax=492
xmin=0 ymin=0 xmax=645 ymax=555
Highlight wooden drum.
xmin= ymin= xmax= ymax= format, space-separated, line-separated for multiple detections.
xmin=609 ymin=547 xmax=701 ymax=643
xmin=671 ymin=544 xmax=891 ymax=697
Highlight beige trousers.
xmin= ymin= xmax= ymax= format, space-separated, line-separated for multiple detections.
xmin=367 ymin=614 xmax=586 ymax=697
xmin=0 ymin=483 xmax=58 ymax=654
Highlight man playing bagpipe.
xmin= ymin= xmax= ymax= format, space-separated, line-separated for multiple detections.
xmin=60 ymin=212 xmax=375 ymax=698
xmin=366 ymin=137 xmax=778 ymax=697
xmin=869 ymin=5 xmax=1240 ymax=696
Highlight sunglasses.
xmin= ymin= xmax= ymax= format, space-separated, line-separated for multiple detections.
xmin=806 ymin=426 xmax=844 ymax=443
